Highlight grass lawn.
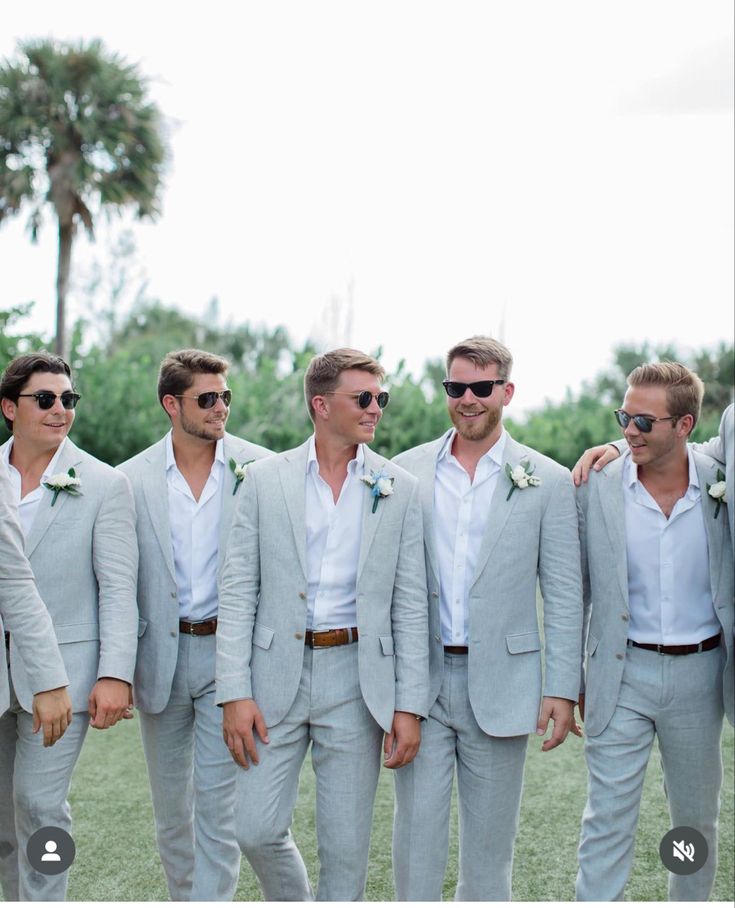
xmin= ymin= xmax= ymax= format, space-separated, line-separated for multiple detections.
xmin=39 ymin=715 xmax=732 ymax=900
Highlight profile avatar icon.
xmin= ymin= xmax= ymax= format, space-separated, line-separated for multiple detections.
xmin=41 ymin=841 xmax=61 ymax=862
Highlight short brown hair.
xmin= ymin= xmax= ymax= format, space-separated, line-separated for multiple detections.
xmin=627 ymin=361 xmax=704 ymax=434
xmin=157 ymin=349 xmax=230 ymax=409
xmin=0 ymin=351 xmax=73 ymax=431
xmin=446 ymin=336 xmax=514 ymax=381
xmin=304 ymin=348 xmax=385 ymax=421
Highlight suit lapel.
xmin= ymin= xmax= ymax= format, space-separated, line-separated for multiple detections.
xmin=219 ymin=436 xmax=240 ymax=566
xmin=357 ymin=447 xmax=391 ymax=581
xmin=415 ymin=436 xmax=446 ymax=585
xmin=694 ymin=451 xmax=725 ymax=605
xmin=278 ymin=441 xmax=310 ymax=579
xmin=469 ymin=434 xmax=525 ymax=587
xmin=141 ymin=440 xmax=176 ymax=584
xmin=25 ymin=439 xmax=82 ymax=558
xmin=596 ymin=456 xmax=630 ymax=605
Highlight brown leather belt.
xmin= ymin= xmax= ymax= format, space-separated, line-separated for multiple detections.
xmin=627 ymin=633 xmax=720 ymax=656
xmin=179 ymin=619 xmax=218 ymax=636
xmin=444 ymin=645 xmax=469 ymax=654
xmin=305 ymin=627 xmax=358 ymax=648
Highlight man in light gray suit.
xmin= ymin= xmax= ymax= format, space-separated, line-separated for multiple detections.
xmin=391 ymin=335 xmax=583 ymax=901
xmin=575 ymin=362 xmax=733 ymax=900
xmin=0 ymin=351 xmax=138 ymax=901
xmin=217 ymin=348 xmax=428 ymax=901
xmin=119 ymin=349 xmax=271 ymax=901
xmin=0 ymin=457 xmax=71 ymax=743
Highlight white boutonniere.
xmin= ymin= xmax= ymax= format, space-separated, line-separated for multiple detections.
xmin=707 ymin=469 xmax=727 ymax=519
xmin=360 ymin=468 xmax=395 ymax=513
xmin=43 ymin=468 xmax=82 ymax=506
xmin=229 ymin=458 xmax=254 ymax=495
xmin=504 ymin=459 xmax=541 ymax=501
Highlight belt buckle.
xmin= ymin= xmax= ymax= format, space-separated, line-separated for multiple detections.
xmin=656 ymin=643 xmax=664 ymax=654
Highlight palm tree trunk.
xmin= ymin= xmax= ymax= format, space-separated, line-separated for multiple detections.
xmin=55 ymin=219 xmax=73 ymax=359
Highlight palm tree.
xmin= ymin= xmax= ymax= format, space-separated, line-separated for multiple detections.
xmin=0 ymin=38 xmax=166 ymax=357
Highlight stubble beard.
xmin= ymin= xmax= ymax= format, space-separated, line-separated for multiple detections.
xmin=180 ymin=410 xmax=226 ymax=442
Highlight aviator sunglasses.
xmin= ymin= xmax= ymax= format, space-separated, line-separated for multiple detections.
xmin=614 ymin=409 xmax=679 ymax=433
xmin=324 ymin=390 xmax=390 ymax=409
xmin=17 ymin=391 xmax=81 ymax=410
xmin=442 ymin=380 xmax=505 ymax=399
xmin=175 ymin=389 xmax=232 ymax=409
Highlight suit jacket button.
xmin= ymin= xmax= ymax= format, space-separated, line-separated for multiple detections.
xmin=431 ymin=592 xmax=439 ymax=599
xmin=170 ymin=592 xmax=177 ymax=599
xmin=434 ymin=634 xmax=441 ymax=643
xmin=170 ymin=631 xmax=176 ymax=637
xmin=298 ymin=592 xmax=306 ymax=600
xmin=621 ymin=613 xmax=629 ymax=621
xmin=295 ymin=633 xmax=303 ymax=640
xmin=616 ymin=653 xmax=624 ymax=660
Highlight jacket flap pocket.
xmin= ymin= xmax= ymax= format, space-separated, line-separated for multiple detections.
xmin=54 ymin=622 xmax=99 ymax=645
xmin=505 ymin=631 xmax=541 ymax=654
xmin=379 ymin=635 xmax=395 ymax=656
xmin=252 ymin=624 xmax=274 ymax=650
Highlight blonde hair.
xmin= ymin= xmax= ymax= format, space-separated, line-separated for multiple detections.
xmin=627 ymin=361 xmax=704 ymax=434
xmin=446 ymin=336 xmax=513 ymax=381
xmin=304 ymin=348 xmax=385 ymax=421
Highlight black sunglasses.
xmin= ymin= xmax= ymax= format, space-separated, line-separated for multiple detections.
xmin=175 ymin=389 xmax=232 ymax=409
xmin=614 ymin=409 xmax=679 ymax=433
xmin=17 ymin=391 xmax=81 ymax=410
xmin=442 ymin=380 xmax=505 ymax=399
xmin=325 ymin=390 xmax=390 ymax=409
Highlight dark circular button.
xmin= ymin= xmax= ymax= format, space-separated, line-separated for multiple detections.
xmin=659 ymin=826 xmax=708 ymax=876
xmin=27 ymin=827 xmax=75 ymax=875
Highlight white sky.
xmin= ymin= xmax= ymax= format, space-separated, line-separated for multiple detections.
xmin=1 ymin=1 xmax=733 ymax=413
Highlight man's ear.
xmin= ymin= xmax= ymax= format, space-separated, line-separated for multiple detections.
xmin=161 ymin=394 xmax=179 ymax=420
xmin=0 ymin=397 xmax=16 ymax=425
xmin=311 ymin=395 xmax=329 ymax=421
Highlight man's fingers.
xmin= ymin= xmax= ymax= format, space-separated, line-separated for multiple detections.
xmin=383 ymin=731 xmax=394 ymax=760
xmin=253 ymin=711 xmax=270 ymax=745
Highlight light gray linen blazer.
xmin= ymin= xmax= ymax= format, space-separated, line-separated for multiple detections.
xmin=0 ymin=438 xmax=139 ymax=713
xmin=578 ymin=449 xmax=734 ymax=737
xmin=394 ymin=430 xmax=584 ymax=737
xmin=216 ymin=440 xmax=429 ymax=732
xmin=0 ymin=459 xmax=68 ymax=714
xmin=118 ymin=432 xmax=272 ymax=714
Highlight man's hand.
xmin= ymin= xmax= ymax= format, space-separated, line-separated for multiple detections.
xmin=572 ymin=444 xmax=621 ymax=486
xmin=536 ymin=697 xmax=575 ymax=751
xmin=88 ymin=678 xmax=132 ymax=729
xmin=383 ymin=711 xmax=422 ymax=769
xmin=570 ymin=693 xmax=585 ymax=738
xmin=223 ymin=698 xmax=270 ymax=769
xmin=32 ymin=687 xmax=73 ymax=747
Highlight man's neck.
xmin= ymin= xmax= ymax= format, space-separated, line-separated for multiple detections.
xmin=313 ymin=432 xmax=358 ymax=477
xmin=8 ymin=437 xmax=61 ymax=479
xmin=451 ymin=423 xmax=503 ymax=466
xmin=170 ymin=428 xmax=217 ymax=472
xmin=637 ymin=445 xmax=689 ymax=491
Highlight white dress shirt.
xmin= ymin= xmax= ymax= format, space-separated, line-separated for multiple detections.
xmin=166 ymin=432 xmax=225 ymax=622
xmin=623 ymin=450 xmax=719 ymax=644
xmin=2 ymin=437 xmax=68 ymax=539
xmin=305 ymin=435 xmax=365 ymax=631
xmin=434 ymin=429 xmax=507 ymax=646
